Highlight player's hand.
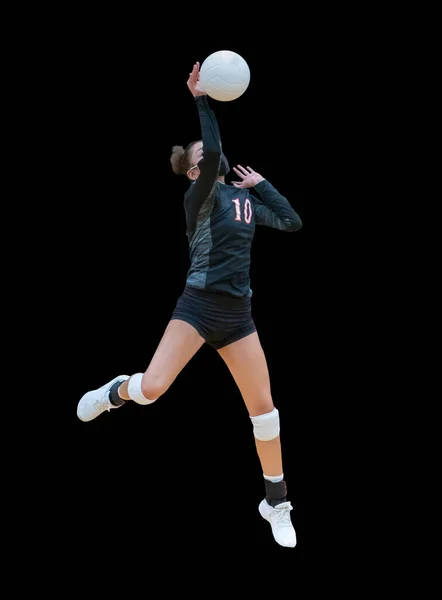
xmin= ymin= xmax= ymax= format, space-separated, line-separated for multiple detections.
xmin=187 ymin=62 xmax=206 ymax=97
xmin=232 ymin=165 xmax=265 ymax=188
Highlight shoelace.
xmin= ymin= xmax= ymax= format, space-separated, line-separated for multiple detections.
xmin=271 ymin=504 xmax=293 ymax=527
xmin=93 ymin=394 xmax=111 ymax=413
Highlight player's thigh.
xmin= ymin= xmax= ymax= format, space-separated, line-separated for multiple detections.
xmin=217 ymin=331 xmax=274 ymax=417
xmin=142 ymin=319 xmax=205 ymax=396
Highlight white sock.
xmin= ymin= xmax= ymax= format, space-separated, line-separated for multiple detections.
xmin=264 ymin=473 xmax=284 ymax=483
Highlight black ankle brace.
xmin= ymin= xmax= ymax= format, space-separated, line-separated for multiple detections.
xmin=264 ymin=479 xmax=288 ymax=507
xmin=108 ymin=380 xmax=127 ymax=407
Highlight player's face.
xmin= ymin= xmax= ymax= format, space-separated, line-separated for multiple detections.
xmin=187 ymin=141 xmax=203 ymax=180
xmin=191 ymin=141 xmax=203 ymax=166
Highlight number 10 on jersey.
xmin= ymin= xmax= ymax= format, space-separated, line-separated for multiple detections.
xmin=232 ymin=198 xmax=252 ymax=224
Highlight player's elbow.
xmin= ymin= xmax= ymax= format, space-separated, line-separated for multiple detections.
xmin=286 ymin=215 xmax=303 ymax=232
xmin=204 ymin=148 xmax=222 ymax=161
xmin=199 ymin=149 xmax=221 ymax=170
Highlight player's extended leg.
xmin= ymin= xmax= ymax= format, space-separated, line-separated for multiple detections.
xmin=217 ymin=331 xmax=297 ymax=548
xmin=77 ymin=319 xmax=205 ymax=422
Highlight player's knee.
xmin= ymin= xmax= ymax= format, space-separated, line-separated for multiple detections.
xmin=140 ymin=372 xmax=170 ymax=402
xmin=250 ymin=407 xmax=280 ymax=441
xmin=127 ymin=372 xmax=161 ymax=405
xmin=249 ymin=393 xmax=274 ymax=418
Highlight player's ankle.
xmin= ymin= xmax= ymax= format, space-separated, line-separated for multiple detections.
xmin=264 ymin=477 xmax=288 ymax=507
xmin=108 ymin=380 xmax=128 ymax=407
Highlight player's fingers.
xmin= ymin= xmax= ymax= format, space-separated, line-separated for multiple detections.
xmin=246 ymin=166 xmax=254 ymax=173
xmin=236 ymin=165 xmax=249 ymax=176
xmin=233 ymin=167 xmax=245 ymax=178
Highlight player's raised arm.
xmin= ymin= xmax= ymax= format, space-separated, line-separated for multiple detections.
xmin=184 ymin=63 xmax=222 ymax=225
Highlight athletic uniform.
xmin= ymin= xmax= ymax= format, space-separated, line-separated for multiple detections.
xmin=172 ymin=95 xmax=302 ymax=348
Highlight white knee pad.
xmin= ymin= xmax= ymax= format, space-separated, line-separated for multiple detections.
xmin=250 ymin=408 xmax=280 ymax=441
xmin=127 ymin=373 xmax=155 ymax=405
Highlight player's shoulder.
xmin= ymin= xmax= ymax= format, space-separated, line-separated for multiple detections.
xmin=246 ymin=189 xmax=261 ymax=201
xmin=219 ymin=182 xmax=238 ymax=194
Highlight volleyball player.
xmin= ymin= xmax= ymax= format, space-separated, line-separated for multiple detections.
xmin=77 ymin=62 xmax=302 ymax=547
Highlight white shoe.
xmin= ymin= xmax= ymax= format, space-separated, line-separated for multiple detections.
xmin=259 ymin=499 xmax=297 ymax=548
xmin=77 ymin=375 xmax=129 ymax=422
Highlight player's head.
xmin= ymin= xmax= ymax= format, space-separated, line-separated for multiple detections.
xmin=170 ymin=141 xmax=230 ymax=181
xmin=170 ymin=141 xmax=202 ymax=181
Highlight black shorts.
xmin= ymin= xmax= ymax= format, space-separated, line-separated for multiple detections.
xmin=171 ymin=285 xmax=256 ymax=349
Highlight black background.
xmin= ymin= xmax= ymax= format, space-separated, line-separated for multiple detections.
xmin=7 ymin=2 xmax=398 ymax=588
xmin=49 ymin=23 xmax=350 ymax=582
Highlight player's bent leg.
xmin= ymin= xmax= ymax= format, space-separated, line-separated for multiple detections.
xmin=120 ymin=319 xmax=205 ymax=401
xmin=217 ymin=331 xmax=296 ymax=548
xmin=77 ymin=319 xmax=205 ymax=422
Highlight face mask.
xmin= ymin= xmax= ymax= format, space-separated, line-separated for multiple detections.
xmin=219 ymin=153 xmax=230 ymax=176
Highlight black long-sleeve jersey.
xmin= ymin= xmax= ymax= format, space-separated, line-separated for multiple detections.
xmin=184 ymin=95 xmax=302 ymax=299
